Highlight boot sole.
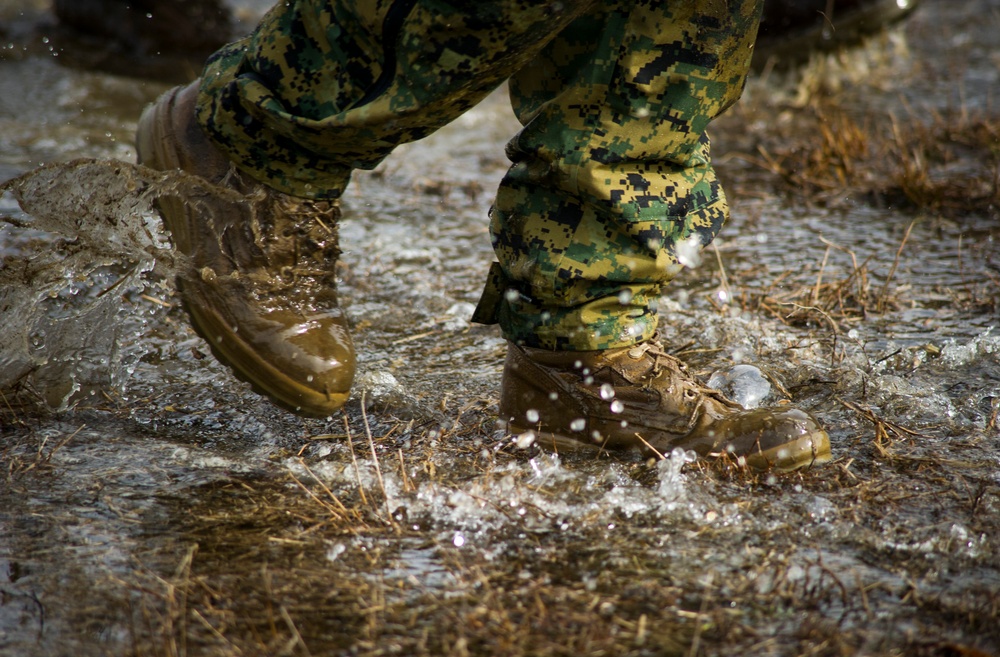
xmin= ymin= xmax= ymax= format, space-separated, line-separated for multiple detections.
xmin=136 ymin=91 xmax=350 ymax=418
xmin=508 ymin=422 xmax=832 ymax=472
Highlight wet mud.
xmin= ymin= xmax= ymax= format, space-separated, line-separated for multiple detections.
xmin=2 ymin=1 xmax=999 ymax=656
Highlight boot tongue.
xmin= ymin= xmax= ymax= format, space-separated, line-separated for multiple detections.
xmin=596 ymin=341 xmax=673 ymax=384
xmin=596 ymin=343 xmax=745 ymax=413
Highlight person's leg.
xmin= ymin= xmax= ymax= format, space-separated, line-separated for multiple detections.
xmin=477 ymin=0 xmax=759 ymax=351
xmin=486 ymin=0 xmax=832 ymax=469
xmin=194 ymin=0 xmax=599 ymax=200
xmin=138 ymin=0 xmax=831 ymax=469
xmin=137 ymin=0 xmax=597 ymax=416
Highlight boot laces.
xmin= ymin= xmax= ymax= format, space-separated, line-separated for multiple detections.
xmin=257 ymin=192 xmax=340 ymax=289
xmin=219 ymin=165 xmax=340 ymax=259
xmin=628 ymin=339 xmax=741 ymax=410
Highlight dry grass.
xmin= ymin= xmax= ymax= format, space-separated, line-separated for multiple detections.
xmin=0 ymin=380 xmax=41 ymax=433
xmin=719 ymin=87 xmax=1000 ymax=221
xmin=100 ymin=408 xmax=997 ymax=657
xmin=4 ymin=314 xmax=998 ymax=657
xmin=885 ymin=111 xmax=1000 ymax=217
xmin=732 ymin=221 xmax=915 ymax=337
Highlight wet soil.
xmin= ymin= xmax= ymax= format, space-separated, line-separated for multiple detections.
xmin=2 ymin=1 xmax=999 ymax=656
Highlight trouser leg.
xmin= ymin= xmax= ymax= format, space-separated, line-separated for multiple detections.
xmin=474 ymin=0 xmax=763 ymax=351
xmin=191 ymin=0 xmax=762 ymax=353
xmin=194 ymin=0 xmax=597 ymax=200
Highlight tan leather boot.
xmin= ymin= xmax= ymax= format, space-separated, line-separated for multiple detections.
xmin=136 ymin=82 xmax=355 ymax=416
xmin=500 ymin=339 xmax=831 ymax=471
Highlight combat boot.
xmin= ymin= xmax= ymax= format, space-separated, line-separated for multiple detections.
xmin=500 ymin=339 xmax=831 ymax=471
xmin=136 ymin=82 xmax=355 ymax=416
xmin=754 ymin=0 xmax=920 ymax=69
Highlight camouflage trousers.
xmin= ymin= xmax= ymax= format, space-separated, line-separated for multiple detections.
xmin=196 ymin=0 xmax=762 ymax=351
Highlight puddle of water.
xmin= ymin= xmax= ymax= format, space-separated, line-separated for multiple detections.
xmin=2 ymin=1 xmax=1000 ymax=655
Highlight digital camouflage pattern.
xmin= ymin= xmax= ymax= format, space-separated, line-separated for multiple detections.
xmin=195 ymin=0 xmax=763 ymax=351
xmin=196 ymin=0 xmax=599 ymax=198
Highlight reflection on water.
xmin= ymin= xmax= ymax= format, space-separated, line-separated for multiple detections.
xmin=2 ymin=1 xmax=999 ymax=655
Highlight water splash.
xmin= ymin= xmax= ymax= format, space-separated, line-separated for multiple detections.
xmin=707 ymin=363 xmax=772 ymax=409
xmin=0 ymin=159 xmax=205 ymax=409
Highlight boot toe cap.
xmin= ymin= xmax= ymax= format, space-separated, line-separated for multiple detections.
xmin=718 ymin=408 xmax=832 ymax=471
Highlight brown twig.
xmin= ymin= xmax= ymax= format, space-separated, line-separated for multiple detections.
xmin=877 ymin=220 xmax=915 ymax=313
xmin=361 ymin=390 xmax=394 ymax=524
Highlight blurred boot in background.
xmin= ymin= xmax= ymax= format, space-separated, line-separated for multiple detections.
xmin=52 ymin=0 xmax=233 ymax=80
xmin=755 ymin=0 xmax=920 ymax=69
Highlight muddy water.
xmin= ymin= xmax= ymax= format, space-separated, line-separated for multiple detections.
xmin=2 ymin=1 xmax=999 ymax=656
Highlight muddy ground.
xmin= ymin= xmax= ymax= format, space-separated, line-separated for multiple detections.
xmin=1 ymin=1 xmax=999 ymax=656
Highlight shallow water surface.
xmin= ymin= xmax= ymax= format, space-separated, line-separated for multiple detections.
xmin=2 ymin=2 xmax=999 ymax=656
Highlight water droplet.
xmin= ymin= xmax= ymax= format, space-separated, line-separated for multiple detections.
xmin=526 ymin=409 xmax=540 ymax=423
xmin=708 ymin=364 xmax=770 ymax=409
xmin=453 ymin=533 xmax=465 ymax=547
xmin=515 ymin=431 xmax=536 ymax=449
xmin=570 ymin=418 xmax=586 ymax=432
xmin=600 ymin=383 xmax=615 ymax=400
xmin=676 ymin=234 xmax=703 ymax=268
xmin=617 ymin=288 xmax=633 ymax=305
xmin=610 ymin=400 xmax=624 ymax=414
xmin=326 ymin=543 xmax=346 ymax=561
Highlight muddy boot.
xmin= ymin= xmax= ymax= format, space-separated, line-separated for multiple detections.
xmin=135 ymin=82 xmax=355 ymax=417
xmin=500 ymin=339 xmax=831 ymax=471
xmin=51 ymin=0 xmax=233 ymax=81
xmin=754 ymin=0 xmax=920 ymax=69
xmin=53 ymin=0 xmax=231 ymax=55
